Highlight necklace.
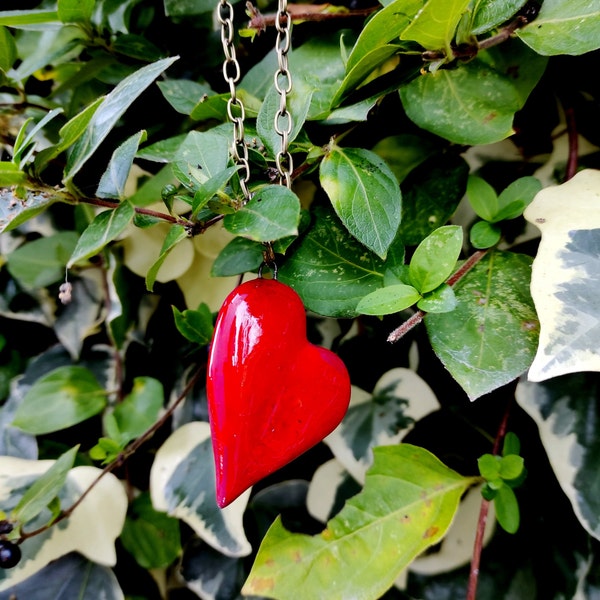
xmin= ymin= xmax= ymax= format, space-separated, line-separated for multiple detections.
xmin=206 ymin=0 xmax=351 ymax=508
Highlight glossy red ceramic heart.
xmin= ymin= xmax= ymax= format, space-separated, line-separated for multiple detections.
xmin=207 ymin=277 xmax=351 ymax=507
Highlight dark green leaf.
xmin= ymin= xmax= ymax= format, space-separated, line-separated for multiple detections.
xmin=112 ymin=34 xmax=163 ymax=61
xmin=223 ymin=185 xmax=300 ymax=242
xmin=278 ymin=205 xmax=404 ymax=318
xmin=356 ymin=284 xmax=421 ymax=316
xmin=120 ymin=493 xmax=182 ymax=569
xmin=12 ymin=366 xmax=107 ymax=435
xmin=172 ymin=304 xmax=214 ymax=345
xmin=68 ymin=201 xmax=135 ymax=266
xmin=320 ymin=146 xmax=401 ymax=258
xmin=494 ymin=176 xmax=541 ymax=221
xmin=164 ymin=0 xmax=215 ymax=16
xmin=12 ymin=446 xmax=79 ymax=525
xmin=97 ymin=131 xmax=148 ymax=200
xmin=65 ymin=57 xmax=178 ymax=181
xmin=0 ymin=26 xmax=17 ymax=72
xmin=211 ymin=236 xmax=265 ymax=277
xmin=398 ymin=153 xmax=468 ymax=246
xmin=6 ymin=231 xmax=78 ymax=288
xmin=409 ymin=225 xmax=463 ymax=293
xmin=471 ymin=0 xmax=527 ymax=35
xmin=243 ymin=445 xmax=475 ymax=600
xmin=191 ymin=166 xmax=239 ymax=217
xmin=426 ymin=251 xmax=539 ymax=400
xmin=157 ymin=79 xmax=213 ymax=115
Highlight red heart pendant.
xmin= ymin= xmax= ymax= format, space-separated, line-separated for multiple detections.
xmin=207 ymin=277 xmax=351 ymax=507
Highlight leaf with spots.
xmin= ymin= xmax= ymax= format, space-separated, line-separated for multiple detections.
xmin=243 ymin=444 xmax=475 ymax=600
xmin=425 ymin=251 xmax=539 ymax=400
xmin=320 ymin=146 xmax=401 ymax=259
xmin=523 ymin=170 xmax=600 ymax=382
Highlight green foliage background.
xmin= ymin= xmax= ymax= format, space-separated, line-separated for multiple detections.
xmin=2 ymin=0 xmax=600 ymax=598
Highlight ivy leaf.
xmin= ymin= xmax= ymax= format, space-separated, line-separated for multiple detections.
xmin=11 ymin=445 xmax=79 ymax=526
xmin=524 ymin=170 xmax=600 ymax=381
xmin=243 ymin=445 xmax=475 ymax=600
xmin=150 ymin=422 xmax=252 ymax=558
xmin=426 ymin=251 xmax=539 ymax=400
xmin=223 ymin=185 xmax=300 ymax=242
xmin=68 ymin=200 xmax=135 ymax=267
xmin=12 ymin=366 xmax=107 ymax=435
xmin=96 ymin=130 xmax=147 ymax=200
xmin=400 ymin=0 xmax=471 ymax=55
xmin=409 ymin=225 xmax=463 ymax=294
xmin=320 ymin=146 xmax=401 ymax=259
xmin=6 ymin=231 xmax=78 ymax=288
xmin=517 ymin=0 xmax=600 ymax=56
xmin=64 ymin=56 xmax=178 ymax=181
xmin=356 ymin=284 xmax=421 ymax=316
xmin=172 ymin=303 xmax=214 ymax=345
xmin=516 ymin=374 xmax=600 ymax=539
xmin=278 ymin=206 xmax=404 ymax=318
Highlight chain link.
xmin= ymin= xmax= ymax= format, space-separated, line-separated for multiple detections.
xmin=273 ymin=0 xmax=293 ymax=188
xmin=218 ymin=0 xmax=251 ymax=201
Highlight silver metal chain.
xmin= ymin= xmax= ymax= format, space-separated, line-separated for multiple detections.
xmin=217 ymin=0 xmax=251 ymax=201
xmin=217 ymin=0 xmax=293 ymax=195
xmin=273 ymin=0 xmax=293 ymax=188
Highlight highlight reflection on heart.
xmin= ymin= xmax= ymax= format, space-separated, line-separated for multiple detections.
xmin=207 ymin=278 xmax=351 ymax=507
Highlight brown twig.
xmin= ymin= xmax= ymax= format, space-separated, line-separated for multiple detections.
xmin=466 ymin=397 xmax=513 ymax=600
xmin=387 ymin=250 xmax=487 ymax=343
xmin=18 ymin=366 xmax=204 ymax=543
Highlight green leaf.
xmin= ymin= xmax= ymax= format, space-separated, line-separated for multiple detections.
xmin=0 ymin=161 xmax=27 ymax=186
xmin=467 ymin=175 xmax=498 ymax=221
xmin=494 ymin=483 xmax=520 ymax=533
xmin=96 ymin=131 xmax=148 ymax=200
xmin=409 ymin=225 xmax=463 ymax=294
xmin=191 ymin=165 xmax=239 ymax=217
xmin=68 ymin=201 xmax=135 ymax=266
xmin=174 ymin=128 xmax=231 ymax=182
xmin=120 ymin=492 xmax=182 ymax=569
xmin=106 ymin=377 xmax=163 ymax=446
xmin=164 ymin=0 xmax=215 ymax=16
xmin=6 ymin=231 xmax=78 ymax=288
xmin=517 ymin=0 xmax=600 ymax=56
xmin=494 ymin=176 xmax=541 ymax=222
xmin=211 ymin=236 xmax=265 ymax=277
xmin=64 ymin=56 xmax=178 ymax=181
xmin=223 ymin=185 xmax=300 ymax=242
xmin=503 ymin=431 xmax=521 ymax=456
xmin=145 ymin=224 xmax=189 ymax=291
xmin=417 ymin=283 xmax=457 ymax=313
xmin=12 ymin=366 xmax=107 ymax=435
xmin=57 ymin=0 xmax=95 ymax=23
xmin=471 ymin=0 xmax=528 ymax=35
xmin=478 ymin=454 xmax=501 ymax=480
xmin=0 ymin=10 xmax=60 ymax=27
xmin=278 ymin=205 xmax=404 ymax=318
xmin=470 ymin=220 xmax=501 ymax=249
xmin=12 ymin=446 xmax=79 ymax=525
xmin=320 ymin=146 xmax=401 ymax=259
xmin=426 ymin=251 xmax=539 ymax=400
xmin=172 ymin=304 xmax=214 ymax=345
xmin=157 ymin=79 xmax=214 ymax=115
xmin=356 ymin=284 xmax=421 ymax=316
xmin=498 ymin=455 xmax=525 ymax=480
xmin=523 ymin=170 xmax=600 ymax=381
xmin=243 ymin=445 xmax=475 ymax=600
xmin=398 ymin=155 xmax=467 ymax=247
xmin=400 ymin=0 xmax=471 ymax=54
xmin=256 ymin=83 xmax=313 ymax=157
xmin=0 ymin=26 xmax=17 ymax=72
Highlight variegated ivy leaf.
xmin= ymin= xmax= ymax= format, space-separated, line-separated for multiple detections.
xmin=524 ymin=170 xmax=600 ymax=382
xmin=325 ymin=368 xmax=439 ymax=483
xmin=516 ymin=374 xmax=600 ymax=539
xmin=149 ymin=421 xmax=251 ymax=558
xmin=0 ymin=459 xmax=127 ymax=591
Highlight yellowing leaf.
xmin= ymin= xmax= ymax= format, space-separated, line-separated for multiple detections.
xmin=524 ymin=170 xmax=600 ymax=382
xmin=243 ymin=445 xmax=475 ymax=600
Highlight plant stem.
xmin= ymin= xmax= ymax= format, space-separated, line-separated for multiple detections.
xmin=387 ymin=250 xmax=487 ymax=343
xmin=18 ymin=366 xmax=204 ymax=543
xmin=466 ymin=397 xmax=513 ymax=600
